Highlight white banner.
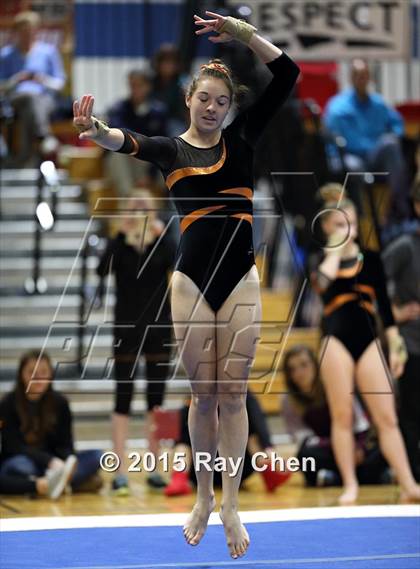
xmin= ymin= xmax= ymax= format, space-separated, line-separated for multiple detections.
xmin=227 ymin=0 xmax=410 ymax=59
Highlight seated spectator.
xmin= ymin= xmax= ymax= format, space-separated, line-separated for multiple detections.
xmin=165 ymin=391 xmax=291 ymax=497
xmin=105 ymin=66 xmax=169 ymax=196
xmin=151 ymin=44 xmax=188 ymax=136
xmin=383 ymin=176 xmax=420 ymax=482
xmin=0 ymin=350 xmax=103 ymax=499
xmin=282 ymin=345 xmax=390 ymax=487
xmin=324 ymin=58 xmax=410 ymax=223
xmin=0 ymin=11 xmax=65 ymax=167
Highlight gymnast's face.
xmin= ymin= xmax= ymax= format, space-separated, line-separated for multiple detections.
xmin=287 ymin=352 xmax=316 ymax=394
xmin=21 ymin=357 xmax=52 ymax=400
xmin=322 ymin=205 xmax=358 ymax=244
xmin=186 ymin=77 xmax=231 ymax=134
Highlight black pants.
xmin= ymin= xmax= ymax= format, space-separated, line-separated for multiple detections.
xmin=398 ymin=353 xmax=420 ymax=482
xmin=113 ymin=323 xmax=172 ymax=415
xmin=0 ymin=473 xmax=36 ymax=495
xmin=297 ymin=435 xmax=388 ymax=486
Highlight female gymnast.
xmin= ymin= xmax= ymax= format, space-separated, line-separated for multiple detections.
xmin=311 ymin=187 xmax=420 ymax=504
xmin=73 ymin=11 xmax=299 ymax=558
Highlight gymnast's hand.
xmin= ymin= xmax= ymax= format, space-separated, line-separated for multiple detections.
xmin=326 ymin=226 xmax=351 ymax=252
xmin=194 ymin=11 xmax=233 ymax=43
xmin=389 ymin=346 xmax=405 ymax=379
xmin=73 ymin=94 xmax=99 ymax=140
xmin=194 ymin=11 xmax=256 ymax=44
xmin=388 ymin=333 xmax=407 ymax=379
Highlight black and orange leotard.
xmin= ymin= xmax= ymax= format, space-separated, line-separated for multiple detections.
xmin=311 ymin=249 xmax=395 ymax=362
xmin=116 ymin=52 xmax=300 ymax=312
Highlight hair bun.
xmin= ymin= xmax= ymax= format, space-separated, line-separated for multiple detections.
xmin=200 ymin=59 xmax=231 ymax=77
xmin=318 ymin=183 xmax=347 ymax=205
xmin=208 ymin=58 xmax=229 ymax=68
xmin=188 ymin=58 xmax=249 ymax=106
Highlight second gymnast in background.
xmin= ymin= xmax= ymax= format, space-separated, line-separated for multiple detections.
xmin=311 ymin=186 xmax=420 ymax=504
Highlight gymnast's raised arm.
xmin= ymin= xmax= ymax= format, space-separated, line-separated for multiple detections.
xmin=194 ymin=11 xmax=300 ymax=147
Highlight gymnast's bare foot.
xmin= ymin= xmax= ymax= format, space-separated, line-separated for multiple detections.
xmin=219 ymin=505 xmax=250 ymax=559
xmin=183 ymin=494 xmax=216 ymax=545
xmin=338 ymin=484 xmax=359 ymax=505
xmin=400 ymin=484 xmax=420 ymax=503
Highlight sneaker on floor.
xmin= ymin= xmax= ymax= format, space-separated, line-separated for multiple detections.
xmin=316 ymin=469 xmax=340 ymax=487
xmin=112 ymin=474 xmax=130 ymax=496
xmin=147 ymin=472 xmax=167 ymax=489
xmin=47 ymin=454 xmax=78 ymax=500
xmin=261 ymin=469 xmax=292 ymax=493
xmin=379 ymin=467 xmax=394 ymax=485
xmin=164 ymin=471 xmax=192 ymax=497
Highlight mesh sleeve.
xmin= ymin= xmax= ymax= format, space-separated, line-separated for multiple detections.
xmin=116 ymin=128 xmax=177 ymax=171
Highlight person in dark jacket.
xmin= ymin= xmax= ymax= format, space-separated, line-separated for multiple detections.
xmin=96 ymin=189 xmax=176 ymax=494
xmin=383 ymin=176 xmax=420 ymax=482
xmin=105 ymin=66 xmax=169 ymax=196
xmin=0 ymin=350 xmax=102 ymax=499
xmin=151 ymin=43 xmax=188 ymax=137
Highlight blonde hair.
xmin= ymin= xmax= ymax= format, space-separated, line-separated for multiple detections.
xmin=14 ymin=11 xmax=41 ymax=29
xmin=120 ymin=188 xmax=161 ymax=251
xmin=318 ymin=183 xmax=356 ymax=213
xmin=127 ymin=188 xmax=156 ymax=211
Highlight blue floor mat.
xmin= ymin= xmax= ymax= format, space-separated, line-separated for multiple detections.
xmin=1 ymin=516 xmax=419 ymax=569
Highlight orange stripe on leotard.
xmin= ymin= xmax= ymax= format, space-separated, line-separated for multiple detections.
xmin=323 ymin=293 xmax=358 ymax=316
xmin=324 ymin=292 xmax=377 ymax=317
xmin=180 ymin=205 xmax=225 ymax=234
xmin=354 ymin=284 xmax=376 ymax=299
xmin=127 ymin=132 xmax=140 ymax=156
xmin=165 ymin=140 xmax=227 ymax=190
xmin=218 ymin=187 xmax=253 ymax=201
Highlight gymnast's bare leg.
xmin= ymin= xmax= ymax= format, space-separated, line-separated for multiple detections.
xmin=319 ymin=336 xmax=358 ymax=505
xmin=171 ymin=270 xmax=218 ymax=547
xmin=217 ymin=265 xmax=261 ymax=558
xmin=171 ymin=266 xmax=261 ymax=558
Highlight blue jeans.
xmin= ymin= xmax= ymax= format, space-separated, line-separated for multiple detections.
xmin=0 ymin=450 xmax=102 ymax=490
